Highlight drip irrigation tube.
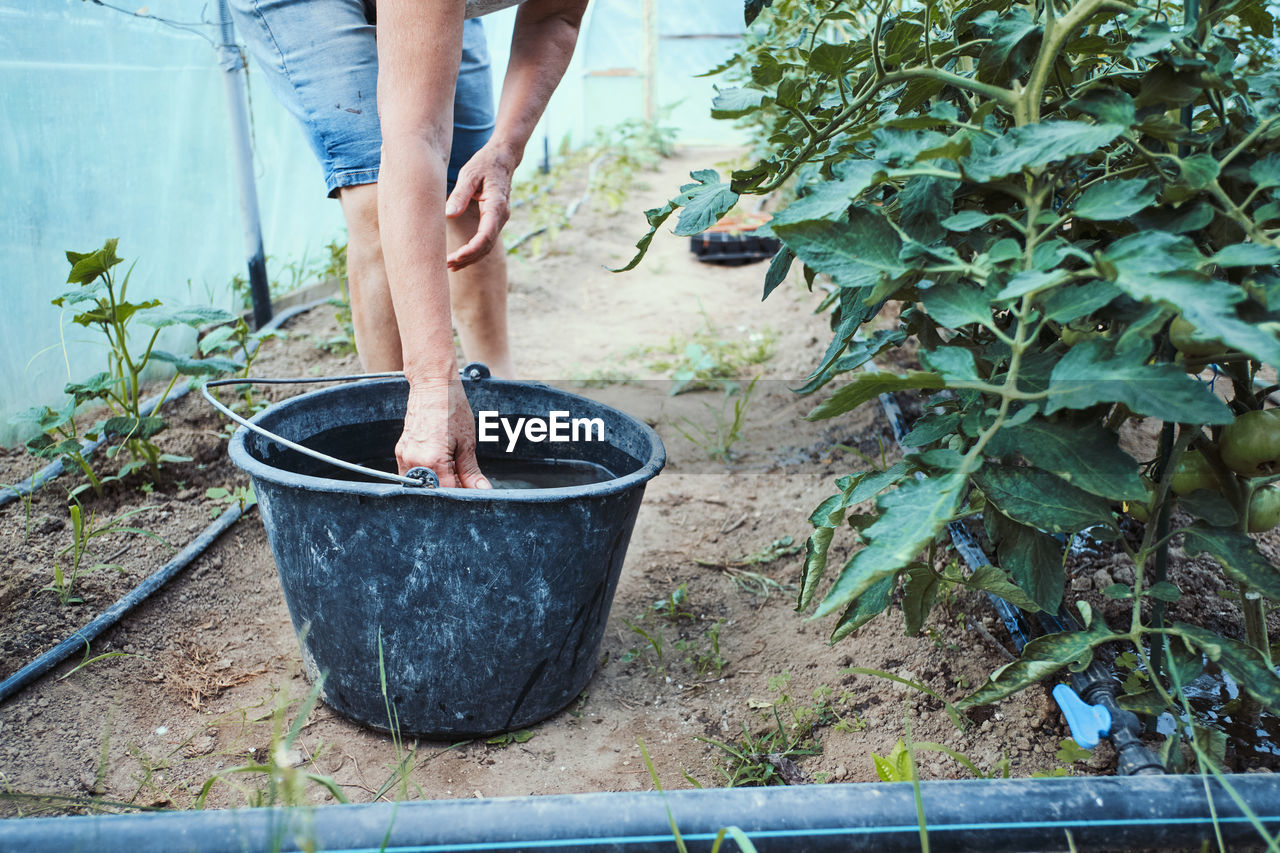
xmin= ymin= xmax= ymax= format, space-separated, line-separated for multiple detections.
xmin=0 ymin=299 xmax=326 ymax=703
xmin=0 ymin=300 xmax=323 ymax=509
xmin=2 ymin=774 xmax=1277 ymax=852
xmin=0 ymin=504 xmax=245 ymax=704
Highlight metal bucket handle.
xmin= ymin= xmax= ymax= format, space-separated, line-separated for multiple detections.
xmin=200 ymin=363 xmax=492 ymax=489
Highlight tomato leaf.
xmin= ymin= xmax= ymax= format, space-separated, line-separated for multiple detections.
xmin=974 ymin=465 xmax=1116 ymax=534
xmin=958 ymin=620 xmax=1119 ymax=709
xmin=830 ymin=573 xmax=898 ymax=642
xmin=798 ymin=462 xmax=910 ymax=611
xmin=1072 ymin=178 xmax=1157 ymax=221
xmin=986 ymin=418 xmax=1147 ymax=501
xmin=672 ymin=170 xmax=740 ymax=236
xmin=1174 ymin=624 xmax=1280 ymax=713
xmin=806 ymin=370 xmax=945 ymax=420
xmin=962 ymin=121 xmax=1125 ymax=182
xmin=903 ymin=564 xmax=942 ymax=636
xmin=983 ymin=507 xmax=1065 ymax=611
xmin=967 ymin=563 xmax=1041 ymax=612
xmin=1045 ymin=338 xmax=1233 ymax=424
xmin=814 ymin=472 xmax=965 ymax=618
xmin=774 ymin=206 xmax=906 ymax=289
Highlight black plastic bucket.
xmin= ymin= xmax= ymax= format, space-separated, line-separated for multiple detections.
xmin=222 ymin=373 xmax=665 ymax=737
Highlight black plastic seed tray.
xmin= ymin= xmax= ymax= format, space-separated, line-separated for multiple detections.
xmin=690 ymin=230 xmax=781 ymax=266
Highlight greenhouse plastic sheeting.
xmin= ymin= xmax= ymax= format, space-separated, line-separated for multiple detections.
xmin=0 ymin=0 xmax=344 ymax=446
xmin=2 ymin=0 xmax=747 ymax=446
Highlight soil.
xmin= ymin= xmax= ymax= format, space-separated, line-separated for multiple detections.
xmin=0 ymin=147 xmax=1273 ymax=815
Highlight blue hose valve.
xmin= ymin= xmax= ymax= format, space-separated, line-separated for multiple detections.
xmin=1052 ymin=683 xmax=1112 ymax=749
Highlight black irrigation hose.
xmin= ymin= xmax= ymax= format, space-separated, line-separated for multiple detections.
xmin=0 ymin=299 xmax=325 ymax=509
xmin=0 ymin=298 xmax=328 ymax=703
xmin=0 ymin=504 xmax=246 ymax=704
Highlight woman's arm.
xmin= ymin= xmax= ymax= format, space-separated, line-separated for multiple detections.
xmin=445 ymin=0 xmax=590 ymax=270
xmin=376 ymin=0 xmax=490 ymax=487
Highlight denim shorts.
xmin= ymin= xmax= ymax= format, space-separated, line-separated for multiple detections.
xmin=229 ymin=0 xmax=495 ymax=197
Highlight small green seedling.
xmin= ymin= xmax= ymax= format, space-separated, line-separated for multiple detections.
xmin=47 ymin=499 xmax=162 ymax=605
xmin=206 ymin=485 xmax=257 ymax=518
xmin=672 ymin=376 xmax=758 ymax=463
xmin=485 ymin=730 xmax=534 ymax=748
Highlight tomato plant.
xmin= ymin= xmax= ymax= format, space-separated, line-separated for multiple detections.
xmin=624 ymin=0 xmax=1280 ymax=732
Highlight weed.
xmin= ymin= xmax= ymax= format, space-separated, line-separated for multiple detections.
xmin=316 ymin=240 xmax=357 ymax=355
xmin=46 ymin=499 xmax=163 ymax=605
xmin=569 ymin=365 xmax=638 ymax=388
xmin=695 ymin=535 xmax=800 ymax=600
xmin=229 ymin=240 xmax=345 ymax=313
xmin=672 ymin=377 xmax=758 ymax=463
xmin=485 ymin=730 xmax=534 ymax=748
xmin=620 ymin=585 xmax=727 ymax=679
xmin=647 ymin=312 xmax=774 ymax=396
xmin=205 ymin=484 xmax=257 ymax=518
xmin=698 ymin=672 xmax=828 ymax=786
xmin=875 ymin=737 xmax=1010 ymax=781
xmin=674 ymin=621 xmax=727 ymax=678
xmin=58 ymin=639 xmax=144 ymax=682
xmin=623 ymin=618 xmax=665 ymax=668
xmin=637 ymin=738 xmax=759 ymax=853
xmin=652 ymin=583 xmax=694 ymax=621
xmin=811 ymin=684 xmax=867 ymax=733
xmin=193 ymin=680 xmax=347 ymax=809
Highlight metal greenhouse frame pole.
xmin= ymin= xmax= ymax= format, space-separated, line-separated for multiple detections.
xmin=215 ymin=0 xmax=273 ymax=330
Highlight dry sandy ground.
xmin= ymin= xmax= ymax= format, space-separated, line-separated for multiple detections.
xmin=0 ymin=146 xmax=1135 ymax=815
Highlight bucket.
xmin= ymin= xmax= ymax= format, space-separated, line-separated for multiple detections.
xmin=213 ymin=369 xmax=665 ymax=737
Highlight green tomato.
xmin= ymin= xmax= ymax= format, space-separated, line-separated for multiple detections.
xmin=1060 ymin=323 xmax=1108 ymax=347
xmin=1220 ymin=409 xmax=1280 ymax=479
xmin=1170 ymin=450 xmax=1219 ymax=496
xmin=1248 ymin=486 xmax=1280 ymax=533
xmin=1169 ymin=316 xmax=1227 ymax=359
xmin=1126 ymin=476 xmax=1155 ymax=523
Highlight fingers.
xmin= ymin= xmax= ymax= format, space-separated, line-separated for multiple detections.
xmin=446 ymin=205 xmax=505 ymax=271
xmin=455 ymin=450 xmax=492 ymax=490
xmin=395 ymin=442 xmax=490 ymax=490
xmin=445 ymin=170 xmax=479 ymax=219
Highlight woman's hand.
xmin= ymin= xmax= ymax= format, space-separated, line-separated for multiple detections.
xmin=396 ymin=377 xmax=492 ymax=489
xmin=445 ymin=142 xmax=518 ymax=271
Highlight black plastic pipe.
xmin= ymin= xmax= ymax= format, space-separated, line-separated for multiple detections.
xmin=2 ymin=775 xmax=1277 ymax=852
xmin=0 ymin=503 xmax=245 ymax=704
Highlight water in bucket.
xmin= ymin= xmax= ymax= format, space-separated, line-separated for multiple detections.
xmin=268 ymin=418 xmax=615 ymax=488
